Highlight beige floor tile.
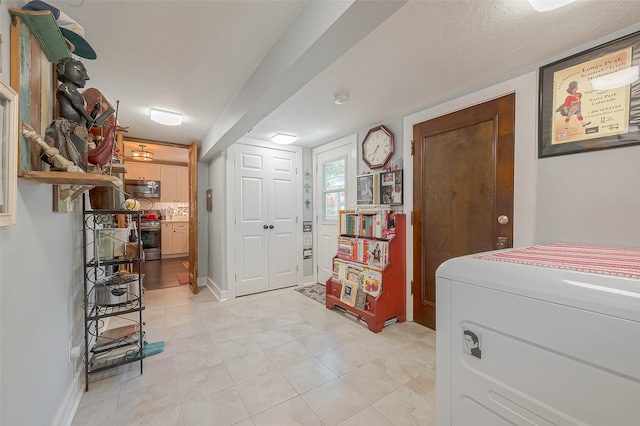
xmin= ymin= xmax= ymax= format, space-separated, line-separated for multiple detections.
xmin=341 ymin=362 xmax=401 ymax=404
xmin=177 ymin=363 xmax=235 ymax=399
xmin=76 ymin=286 xmax=437 ymax=425
xmin=114 ymin=377 xmax=184 ymax=425
xmin=236 ymin=370 xmax=298 ymax=415
xmin=280 ymin=357 xmax=337 ymax=394
xmin=264 ymin=340 xmax=313 ymax=369
xmin=252 ymin=395 xmax=323 ymax=426
xmin=225 ymin=351 xmax=278 ymax=384
xmin=173 ymin=344 xmax=224 ymax=376
xmin=372 ymin=386 xmax=436 ymax=426
xmin=181 ymin=387 xmax=250 ymax=426
xmin=338 ymin=406 xmax=394 ymax=426
xmin=216 ymin=336 xmax=262 ymax=362
xmin=250 ymin=329 xmax=294 ymax=350
xmin=301 ymin=378 xmax=368 ymax=426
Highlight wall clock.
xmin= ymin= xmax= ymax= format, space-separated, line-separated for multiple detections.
xmin=362 ymin=125 xmax=394 ymax=169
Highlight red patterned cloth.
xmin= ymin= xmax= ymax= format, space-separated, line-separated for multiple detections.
xmin=473 ymin=243 xmax=640 ymax=279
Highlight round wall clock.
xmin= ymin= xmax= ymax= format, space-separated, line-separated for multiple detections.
xmin=362 ymin=125 xmax=394 ymax=169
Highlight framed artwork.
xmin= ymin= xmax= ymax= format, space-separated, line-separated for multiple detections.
xmin=538 ymin=30 xmax=640 ymax=158
xmin=356 ymin=173 xmax=377 ymax=205
xmin=0 ymin=79 xmax=19 ymax=226
xmin=379 ymin=169 xmax=403 ymax=205
xmin=340 ymin=279 xmax=357 ymax=307
xmin=206 ymin=189 xmax=212 ymax=211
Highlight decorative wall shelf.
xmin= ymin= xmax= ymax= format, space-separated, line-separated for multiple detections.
xmin=20 ymin=171 xmax=122 ymax=187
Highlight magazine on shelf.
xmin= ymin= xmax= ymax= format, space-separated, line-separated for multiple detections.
xmin=363 ymin=267 xmax=382 ymax=297
xmin=355 ymin=288 xmax=367 ymax=310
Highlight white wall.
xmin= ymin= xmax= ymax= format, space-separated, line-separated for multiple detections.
xmin=1 ymin=5 xmax=84 ymax=425
xmin=206 ymin=152 xmax=228 ymax=300
xmin=536 ymin=147 xmax=640 ymax=246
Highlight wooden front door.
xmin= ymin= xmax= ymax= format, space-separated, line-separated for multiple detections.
xmin=412 ymin=94 xmax=515 ymax=329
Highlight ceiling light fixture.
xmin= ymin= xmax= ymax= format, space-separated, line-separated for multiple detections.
xmin=591 ymin=66 xmax=639 ymax=90
xmin=131 ymin=144 xmax=154 ymax=161
xmin=271 ymin=133 xmax=297 ymax=145
xmin=150 ymin=108 xmax=183 ymax=126
xmin=527 ymin=0 xmax=577 ymax=12
xmin=334 ymin=93 xmax=349 ymax=105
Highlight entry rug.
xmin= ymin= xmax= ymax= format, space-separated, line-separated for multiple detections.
xmin=295 ymin=283 xmax=325 ymax=304
xmin=177 ymin=272 xmax=190 ymax=285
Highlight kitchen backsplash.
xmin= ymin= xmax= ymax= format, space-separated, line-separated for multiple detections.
xmin=153 ymin=202 xmax=189 ymax=219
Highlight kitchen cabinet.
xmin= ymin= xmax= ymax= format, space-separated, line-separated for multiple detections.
xmin=161 ymin=222 xmax=189 ymax=256
xmin=160 ymin=165 xmax=188 ymax=202
xmin=82 ymin=199 xmax=145 ymax=391
xmin=125 ymin=161 xmax=161 ymax=180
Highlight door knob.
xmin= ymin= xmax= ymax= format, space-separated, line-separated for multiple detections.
xmin=269 ymin=225 xmax=274 ymax=229
xmin=263 ymin=225 xmax=268 ymax=229
xmin=497 ymin=215 xmax=509 ymax=225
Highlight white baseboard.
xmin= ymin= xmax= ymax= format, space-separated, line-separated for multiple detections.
xmin=52 ymin=370 xmax=83 ymax=426
xmin=206 ymin=277 xmax=229 ymax=301
xmin=303 ymin=275 xmax=315 ymax=285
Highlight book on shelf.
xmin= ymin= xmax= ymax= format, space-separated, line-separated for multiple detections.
xmin=363 ymin=268 xmax=382 ymax=297
xmin=340 ymin=279 xmax=357 ymax=306
xmin=354 ymin=288 xmax=367 ymax=310
xmin=339 ymin=209 xmax=399 ymax=239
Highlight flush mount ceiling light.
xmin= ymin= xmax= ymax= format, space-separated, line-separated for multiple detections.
xmin=591 ymin=66 xmax=640 ymax=90
xmin=150 ymin=108 xmax=183 ymax=126
xmin=131 ymin=144 xmax=153 ymax=161
xmin=334 ymin=93 xmax=350 ymax=105
xmin=271 ymin=133 xmax=297 ymax=145
xmin=527 ymin=0 xmax=577 ymax=11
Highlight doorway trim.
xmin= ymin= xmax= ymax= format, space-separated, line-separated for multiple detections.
xmin=402 ymin=72 xmax=538 ymax=322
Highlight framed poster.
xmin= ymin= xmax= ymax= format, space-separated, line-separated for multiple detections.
xmin=379 ymin=169 xmax=403 ymax=205
xmin=538 ymin=30 xmax=640 ymax=158
xmin=0 ymin=79 xmax=18 ymax=226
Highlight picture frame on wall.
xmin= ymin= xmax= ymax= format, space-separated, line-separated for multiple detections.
xmin=379 ymin=169 xmax=403 ymax=205
xmin=538 ymin=30 xmax=640 ymax=158
xmin=0 ymin=79 xmax=19 ymax=226
xmin=356 ymin=173 xmax=377 ymax=205
xmin=206 ymin=189 xmax=212 ymax=211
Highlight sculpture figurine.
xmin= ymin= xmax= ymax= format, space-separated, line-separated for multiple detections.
xmin=43 ymin=57 xmax=113 ymax=171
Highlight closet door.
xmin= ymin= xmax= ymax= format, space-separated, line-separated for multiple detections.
xmin=236 ymin=145 xmax=270 ymax=296
xmin=268 ymin=149 xmax=297 ymax=288
xmin=235 ymin=145 xmax=298 ymax=296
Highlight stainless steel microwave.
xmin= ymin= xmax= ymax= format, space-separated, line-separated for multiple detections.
xmin=124 ymin=179 xmax=161 ymax=199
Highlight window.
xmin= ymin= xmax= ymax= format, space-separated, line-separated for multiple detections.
xmin=323 ymin=158 xmax=346 ymax=221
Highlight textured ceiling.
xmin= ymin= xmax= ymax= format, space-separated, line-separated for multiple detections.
xmin=16 ymin=0 xmax=640 ymax=159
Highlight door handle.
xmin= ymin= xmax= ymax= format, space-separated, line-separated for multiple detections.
xmin=263 ymin=225 xmax=268 ymax=229
xmin=269 ymin=225 xmax=274 ymax=229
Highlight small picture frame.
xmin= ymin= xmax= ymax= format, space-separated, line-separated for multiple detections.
xmin=206 ymin=189 xmax=213 ymax=211
xmin=356 ymin=173 xmax=376 ymax=205
xmin=379 ymin=170 xmax=403 ymax=205
xmin=340 ymin=279 xmax=357 ymax=307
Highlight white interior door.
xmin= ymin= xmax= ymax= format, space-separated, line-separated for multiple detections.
xmin=236 ymin=145 xmax=269 ymax=296
xmin=268 ymin=149 xmax=297 ymax=288
xmin=236 ymin=144 xmax=298 ymax=296
xmin=313 ymin=136 xmax=357 ymax=284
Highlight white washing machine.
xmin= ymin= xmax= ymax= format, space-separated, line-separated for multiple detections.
xmin=436 ymin=244 xmax=640 ymax=425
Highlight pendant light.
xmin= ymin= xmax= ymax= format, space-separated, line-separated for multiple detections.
xmin=131 ymin=144 xmax=153 ymax=161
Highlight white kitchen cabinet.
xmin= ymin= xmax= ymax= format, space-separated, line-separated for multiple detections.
xmin=160 ymin=165 xmax=188 ymax=202
xmin=161 ymin=222 xmax=189 ymax=256
xmin=125 ymin=162 xmax=161 ymax=180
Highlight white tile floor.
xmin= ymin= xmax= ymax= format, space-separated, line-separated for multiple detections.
xmin=72 ymin=285 xmax=436 ymax=426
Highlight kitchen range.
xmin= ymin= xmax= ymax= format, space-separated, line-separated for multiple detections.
xmin=139 ymin=212 xmax=161 ymax=260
